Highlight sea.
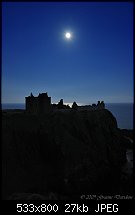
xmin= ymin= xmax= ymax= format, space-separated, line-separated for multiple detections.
xmin=105 ymin=103 xmax=133 ymax=130
xmin=2 ymin=103 xmax=133 ymax=129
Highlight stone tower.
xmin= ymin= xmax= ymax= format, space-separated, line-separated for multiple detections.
xmin=25 ymin=92 xmax=51 ymax=114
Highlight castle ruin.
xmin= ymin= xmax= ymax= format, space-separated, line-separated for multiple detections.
xmin=25 ymin=92 xmax=105 ymax=114
xmin=25 ymin=92 xmax=51 ymax=114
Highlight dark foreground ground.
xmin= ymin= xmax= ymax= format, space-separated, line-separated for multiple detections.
xmin=2 ymin=109 xmax=133 ymax=200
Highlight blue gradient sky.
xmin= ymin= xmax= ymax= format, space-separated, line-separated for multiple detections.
xmin=2 ymin=2 xmax=133 ymax=105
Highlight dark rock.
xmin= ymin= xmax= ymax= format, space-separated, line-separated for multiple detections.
xmin=8 ymin=192 xmax=58 ymax=200
xmin=2 ymin=109 xmax=129 ymax=199
xmin=72 ymin=101 xmax=78 ymax=110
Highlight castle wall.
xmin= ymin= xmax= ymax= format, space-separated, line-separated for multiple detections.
xmin=25 ymin=93 xmax=51 ymax=114
xmin=25 ymin=97 xmax=39 ymax=114
xmin=38 ymin=96 xmax=51 ymax=113
xmin=25 ymin=93 xmax=105 ymax=114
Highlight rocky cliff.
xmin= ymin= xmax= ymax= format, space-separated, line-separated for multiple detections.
xmin=2 ymin=109 xmax=131 ymax=199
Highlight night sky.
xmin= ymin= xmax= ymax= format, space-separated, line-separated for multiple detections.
xmin=2 ymin=2 xmax=133 ymax=105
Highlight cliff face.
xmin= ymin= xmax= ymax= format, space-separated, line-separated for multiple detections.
xmin=2 ymin=109 xmax=128 ymax=199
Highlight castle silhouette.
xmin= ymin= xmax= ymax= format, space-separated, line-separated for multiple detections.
xmin=25 ymin=92 xmax=105 ymax=114
xmin=25 ymin=93 xmax=51 ymax=114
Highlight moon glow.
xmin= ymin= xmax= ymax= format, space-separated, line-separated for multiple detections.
xmin=65 ymin=32 xmax=71 ymax=39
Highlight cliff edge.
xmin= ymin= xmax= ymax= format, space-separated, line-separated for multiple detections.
xmin=2 ymin=109 xmax=132 ymax=199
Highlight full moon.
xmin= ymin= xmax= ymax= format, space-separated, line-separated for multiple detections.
xmin=65 ymin=32 xmax=71 ymax=39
